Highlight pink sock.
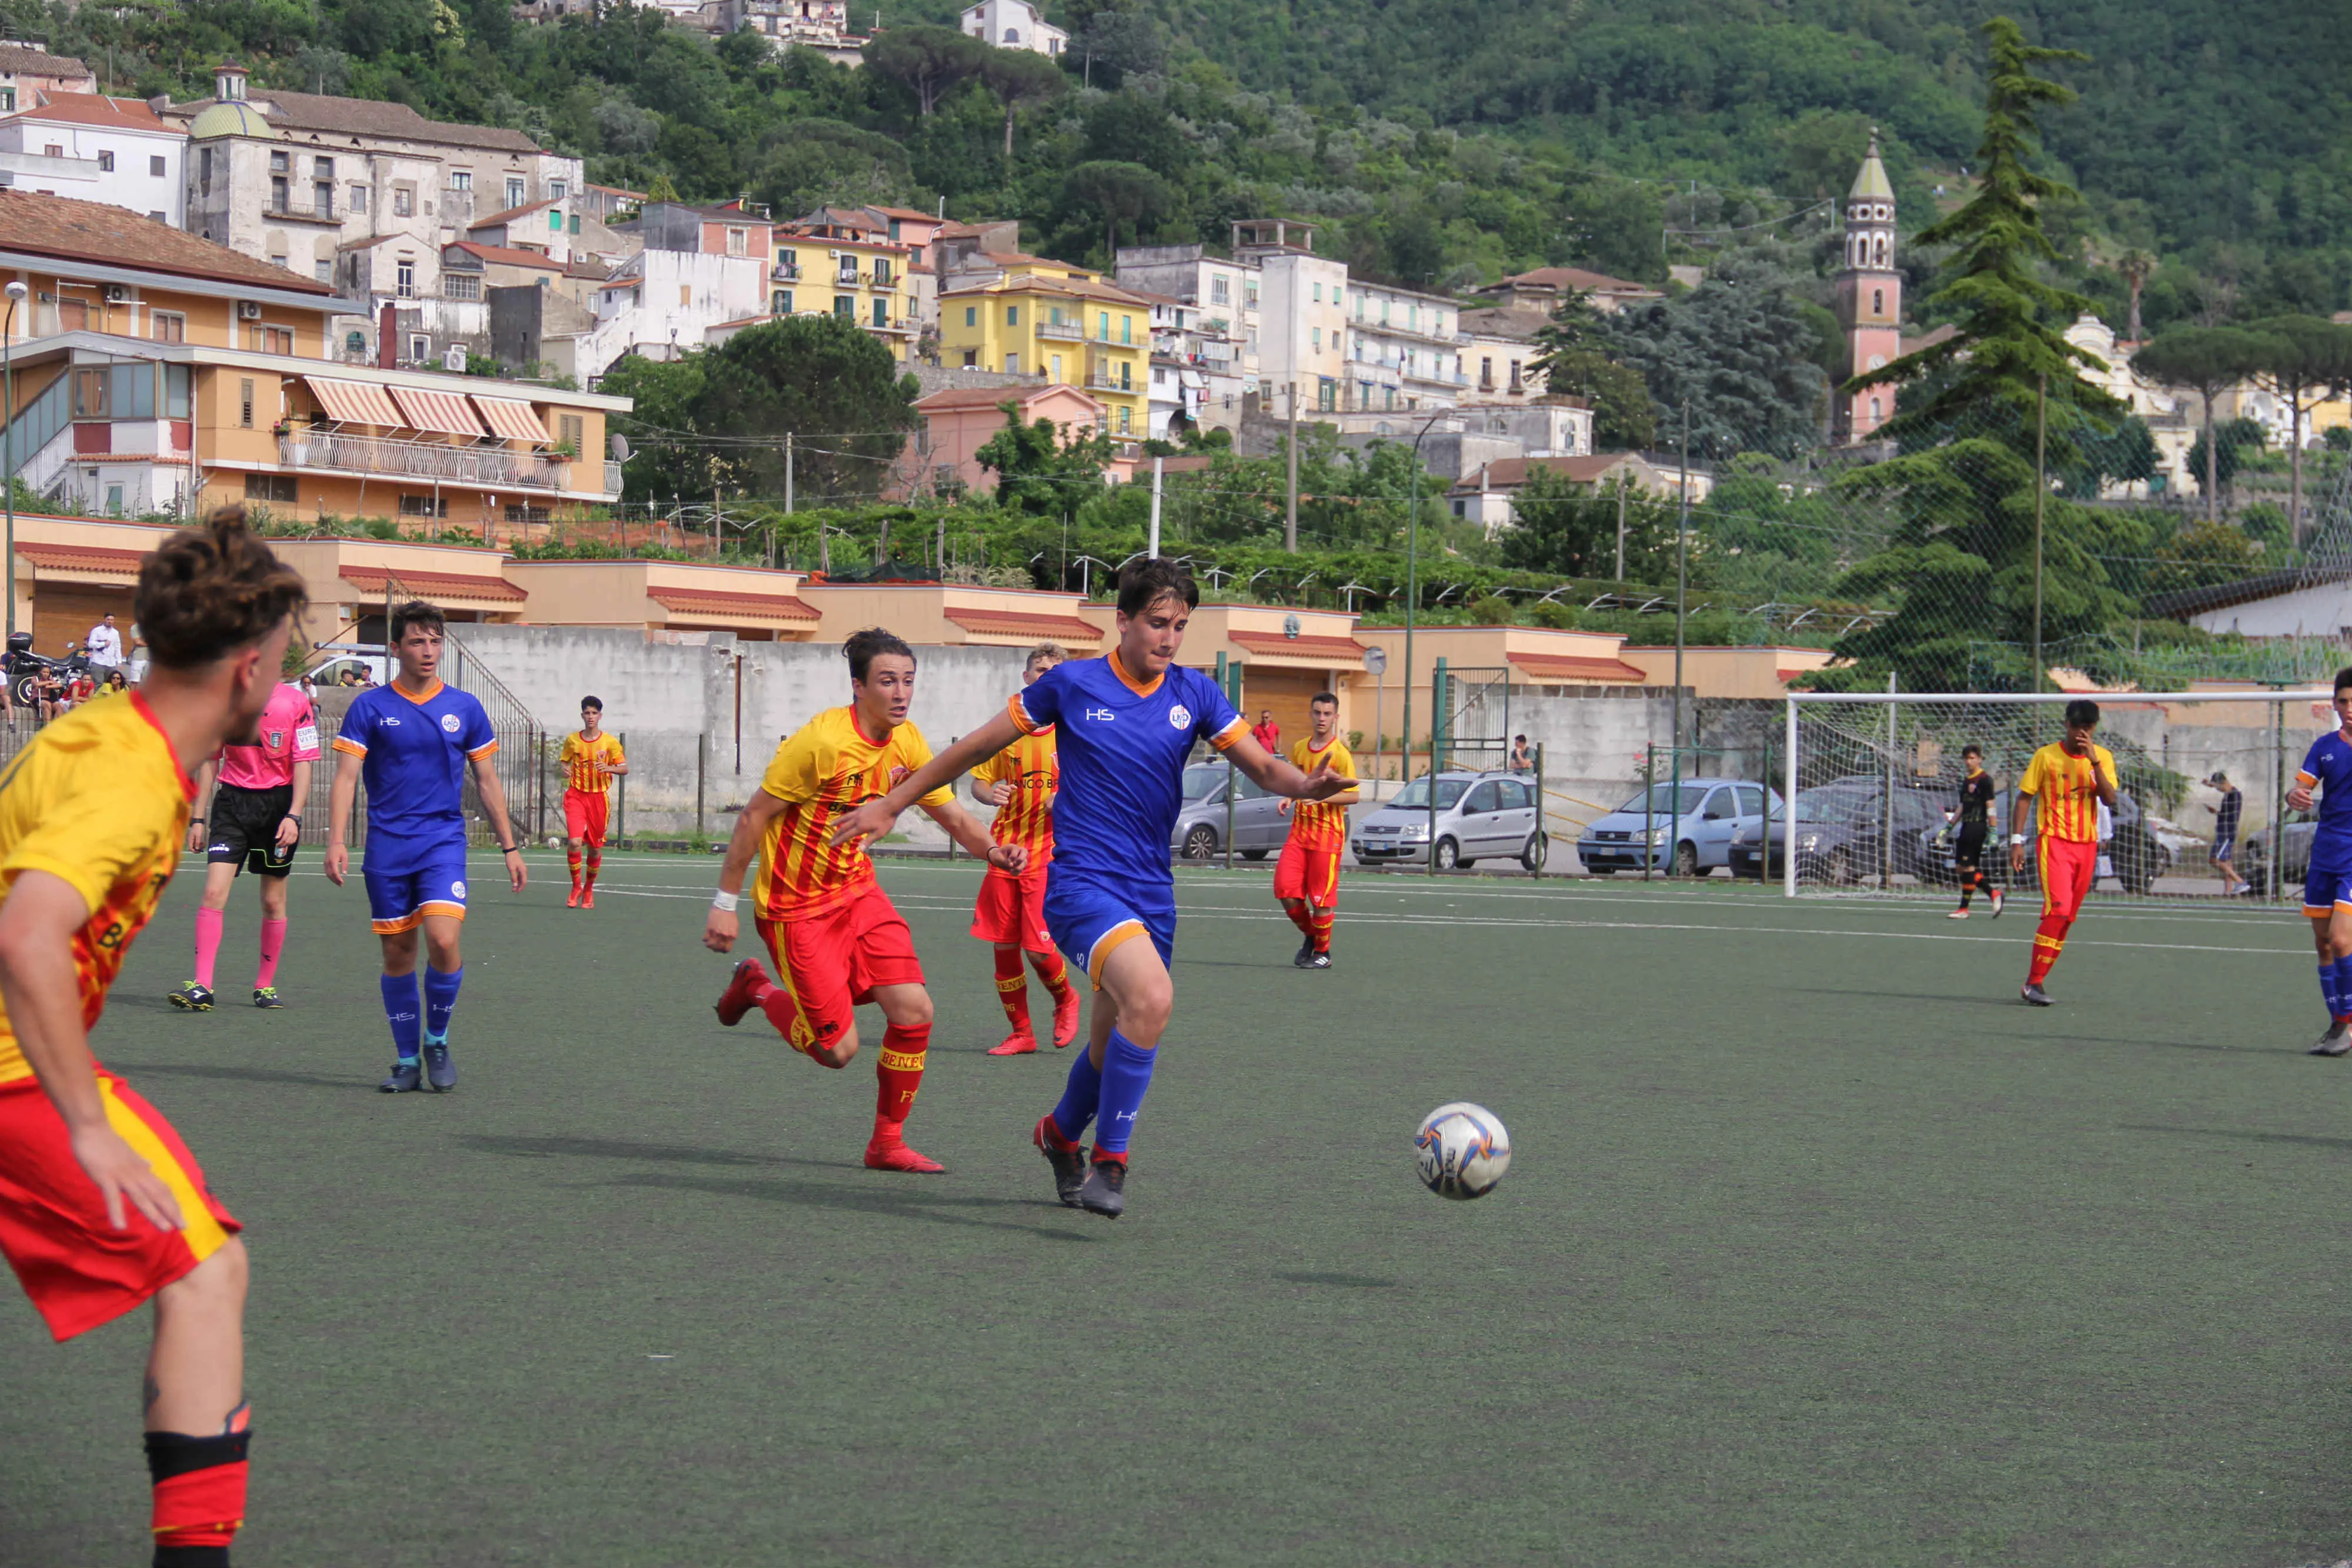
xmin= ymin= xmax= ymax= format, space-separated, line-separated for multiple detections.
xmin=193 ymin=907 xmax=223 ymax=989
xmin=255 ymin=917 xmax=286 ymax=990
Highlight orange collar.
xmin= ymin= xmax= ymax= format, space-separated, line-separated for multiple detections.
xmin=1107 ymin=648 xmax=1163 ymax=698
xmin=391 ymin=677 xmax=445 ymax=707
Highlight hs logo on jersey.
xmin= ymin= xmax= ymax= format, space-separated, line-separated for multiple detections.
xmin=1084 ymin=707 xmax=1115 ymax=723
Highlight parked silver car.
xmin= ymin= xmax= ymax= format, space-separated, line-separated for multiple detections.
xmin=1352 ymin=770 xmax=1545 ymax=871
xmin=1170 ymin=763 xmax=1292 ymax=861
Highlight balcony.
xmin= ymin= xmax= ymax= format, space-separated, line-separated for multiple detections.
xmin=1085 ymin=370 xmax=1135 ymax=394
xmin=1037 ymin=319 xmax=1085 ymax=341
xmin=278 ymin=430 xmax=600 ymax=494
xmin=772 ymin=262 xmax=801 ymax=282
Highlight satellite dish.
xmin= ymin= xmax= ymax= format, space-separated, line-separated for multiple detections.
xmin=1362 ymin=646 xmax=1388 ymax=675
xmin=609 ymin=433 xmax=631 ymax=462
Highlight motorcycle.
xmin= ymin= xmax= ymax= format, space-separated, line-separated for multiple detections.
xmin=7 ymin=631 xmax=91 ymax=711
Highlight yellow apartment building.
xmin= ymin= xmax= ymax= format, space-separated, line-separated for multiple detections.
xmin=771 ymin=213 xmax=918 ymax=362
xmin=938 ymin=258 xmax=1150 ymax=436
xmin=0 ymin=189 xmax=627 ymax=531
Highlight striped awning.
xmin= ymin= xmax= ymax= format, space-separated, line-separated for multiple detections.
xmin=387 ymin=387 xmax=486 ymax=439
xmin=306 ymin=376 xmax=402 ymax=427
xmin=472 ymin=394 xmax=550 ymax=446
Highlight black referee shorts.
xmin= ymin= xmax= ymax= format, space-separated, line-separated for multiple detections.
xmin=206 ymin=782 xmax=296 ymax=878
xmin=1952 ymin=824 xmax=1989 ymax=871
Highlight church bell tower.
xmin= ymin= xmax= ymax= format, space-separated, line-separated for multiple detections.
xmin=1835 ymin=131 xmax=1901 ymax=442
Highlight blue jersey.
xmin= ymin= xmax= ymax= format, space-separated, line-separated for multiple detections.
xmin=333 ymin=680 xmax=497 ymax=861
xmin=1008 ymin=655 xmax=1244 ymax=900
xmin=2298 ymin=729 xmax=2352 ymax=872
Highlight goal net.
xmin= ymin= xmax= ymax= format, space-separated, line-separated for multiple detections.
xmin=1781 ymin=688 xmax=2334 ymax=903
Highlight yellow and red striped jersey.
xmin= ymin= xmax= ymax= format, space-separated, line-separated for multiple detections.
xmin=2019 ymin=741 xmax=2116 ymax=844
xmin=1285 ymin=734 xmax=1358 ymax=847
xmin=970 ymin=726 xmax=1057 ymax=869
xmin=560 ymin=729 xmax=625 ymax=794
xmin=751 ymin=706 xmax=954 ymax=921
xmin=0 ymin=693 xmax=194 ymax=1084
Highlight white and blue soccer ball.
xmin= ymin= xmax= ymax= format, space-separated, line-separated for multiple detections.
xmin=1414 ymin=1102 xmax=1511 ymax=1200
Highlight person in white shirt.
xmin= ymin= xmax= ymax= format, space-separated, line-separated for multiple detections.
xmin=83 ymin=612 xmax=124 ymax=674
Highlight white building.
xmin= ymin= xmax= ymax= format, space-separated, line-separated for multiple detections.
xmin=579 ymin=247 xmax=769 ymax=380
xmin=717 ymin=0 xmax=869 ymax=61
xmin=1344 ymin=278 xmax=1465 ymax=412
xmin=958 ymin=0 xmax=1067 ymax=55
xmin=0 ymin=95 xmax=185 ymax=224
xmin=1234 ymin=219 xmax=1345 ymax=418
xmin=1114 ymin=243 xmax=1258 ymax=433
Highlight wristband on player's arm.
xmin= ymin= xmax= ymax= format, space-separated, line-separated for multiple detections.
xmin=711 ymin=890 xmax=740 ymax=912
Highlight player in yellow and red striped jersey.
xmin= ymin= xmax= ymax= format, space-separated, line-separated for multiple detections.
xmin=969 ymin=644 xmax=1081 ymax=1055
xmin=0 ymin=507 xmax=309 ymax=1567
xmin=2009 ymin=698 xmax=2119 ymax=1006
xmin=1274 ymin=691 xmax=1361 ymax=969
xmin=703 ymin=628 xmax=1019 ymax=1173
xmin=559 ymin=697 xmax=628 ymax=908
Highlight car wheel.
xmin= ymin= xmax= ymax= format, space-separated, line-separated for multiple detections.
xmin=1672 ymin=840 xmax=1699 ymax=878
xmin=1432 ymin=837 xmax=1460 ymax=871
xmin=1241 ymin=848 xmax=1269 ymax=861
xmin=1521 ymin=833 xmax=1548 ymax=872
xmin=1180 ymin=824 xmax=1218 ymax=861
xmin=1827 ymin=845 xmax=1853 ymax=886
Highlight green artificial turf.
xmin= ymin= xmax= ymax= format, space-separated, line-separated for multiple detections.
xmin=4 ymin=856 xmax=2348 ymax=1566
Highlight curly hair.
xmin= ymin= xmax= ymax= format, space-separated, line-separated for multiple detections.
xmin=133 ymin=505 xmax=308 ymax=670
xmin=844 ymin=627 xmax=916 ymax=682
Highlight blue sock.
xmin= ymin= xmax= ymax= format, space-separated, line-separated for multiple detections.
xmin=1050 ymin=1045 xmax=1103 ymax=1144
xmin=380 ymin=973 xmax=420 ymax=1062
xmin=2332 ymin=955 xmax=2352 ymax=1019
xmin=423 ymin=967 xmax=462 ymax=1044
xmin=1093 ymin=1029 xmax=1158 ymax=1156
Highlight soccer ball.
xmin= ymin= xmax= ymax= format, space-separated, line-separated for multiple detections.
xmin=1414 ymin=1102 xmax=1511 ymax=1200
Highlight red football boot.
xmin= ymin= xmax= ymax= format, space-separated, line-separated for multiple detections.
xmin=713 ymin=958 xmax=771 ymax=1027
xmin=566 ymin=885 xmax=582 ymax=908
xmin=864 ymin=1126 xmax=944 ymax=1173
xmin=582 ymin=888 xmax=596 ymax=910
xmin=1050 ymin=986 xmax=1081 ymax=1049
xmin=987 ymin=1031 xmax=1040 ymax=1057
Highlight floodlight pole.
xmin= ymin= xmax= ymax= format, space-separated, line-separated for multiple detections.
xmin=2032 ymin=374 xmax=2046 ymax=695
xmin=2 ymin=283 xmax=22 ymax=653
xmin=1671 ymin=400 xmax=1689 ymax=875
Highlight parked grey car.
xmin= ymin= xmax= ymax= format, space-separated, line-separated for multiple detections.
xmin=1170 ymin=763 xmax=1291 ymax=861
xmin=1580 ymin=777 xmax=1779 ymax=877
xmin=1352 ymin=770 xmax=1545 ymax=871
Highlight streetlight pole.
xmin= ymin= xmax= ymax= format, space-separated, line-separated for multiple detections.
xmin=4 ymin=280 xmax=26 ymax=649
xmin=1402 ymin=408 xmax=1451 ymax=785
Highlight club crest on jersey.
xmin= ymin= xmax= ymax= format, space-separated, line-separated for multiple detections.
xmin=1168 ymin=704 xmax=1191 ymax=728
xmin=888 ymin=764 xmax=911 ymax=787
xmin=440 ymin=713 xmax=462 ymax=734
xmin=451 ymin=880 xmax=467 ymax=898
xmin=266 ymin=729 xmax=283 ymax=748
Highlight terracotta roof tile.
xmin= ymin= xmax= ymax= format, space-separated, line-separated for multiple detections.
xmin=469 ymin=199 xmax=558 ymax=229
xmin=0 ymin=189 xmax=334 ymax=295
xmin=943 ymin=608 xmax=1104 ymax=642
xmin=18 ymin=542 xmax=148 ymax=576
xmin=447 ymin=240 xmax=562 ymax=270
xmin=1488 ymin=266 xmax=1659 ymax=296
xmin=1506 ymin=652 xmax=1649 ymax=684
xmin=1225 ymin=631 xmax=1369 ymax=663
xmin=0 ymin=44 xmax=89 ymax=78
xmin=5 ymin=95 xmax=181 ymax=134
xmin=649 ymin=586 xmax=820 ymax=623
xmin=172 ymin=89 xmax=544 ymax=153
xmin=338 ymin=564 xmax=524 ymax=603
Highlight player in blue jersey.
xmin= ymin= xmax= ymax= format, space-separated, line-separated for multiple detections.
xmin=323 ymin=602 xmax=527 ymax=1092
xmin=830 ymin=559 xmax=1351 ymax=1218
xmin=2290 ymin=667 xmax=2352 ymax=1055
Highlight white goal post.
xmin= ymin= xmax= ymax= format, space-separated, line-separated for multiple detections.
xmin=1781 ymin=688 xmax=2337 ymax=902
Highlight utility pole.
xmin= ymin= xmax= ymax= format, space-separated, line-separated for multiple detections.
xmin=784 ymin=430 xmax=794 ymax=519
xmin=1672 ymin=399 xmax=1689 ymax=773
xmin=1284 ymin=382 xmax=1300 ymax=552
xmin=1615 ymin=479 xmax=1627 ymax=581
xmin=2032 ymin=375 xmax=2046 ymax=694
xmin=1148 ymin=453 xmax=1163 ymax=557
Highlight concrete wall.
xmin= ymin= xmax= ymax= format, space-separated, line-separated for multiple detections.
xmin=450 ymin=623 xmax=1033 ymax=839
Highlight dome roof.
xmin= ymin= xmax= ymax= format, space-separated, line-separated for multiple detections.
xmin=187 ymin=101 xmax=278 ymax=141
xmin=1849 ymin=131 xmax=1894 ymax=203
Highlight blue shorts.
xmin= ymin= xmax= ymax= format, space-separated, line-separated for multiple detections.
xmin=2210 ymin=835 xmax=2235 ymax=863
xmin=2304 ymin=862 xmax=2352 ymax=917
xmin=1044 ymin=873 xmax=1175 ymax=988
xmin=363 ymin=840 xmax=472 ymax=935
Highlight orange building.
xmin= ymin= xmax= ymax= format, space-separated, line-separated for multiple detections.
xmin=0 ymin=189 xmax=626 ymax=530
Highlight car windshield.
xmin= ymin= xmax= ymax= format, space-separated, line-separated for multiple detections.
xmin=1616 ymin=783 xmax=1710 ymax=815
xmin=1796 ymin=790 xmax=1876 ymax=824
xmin=1392 ymin=776 xmax=1470 ymax=810
xmin=1181 ymin=767 xmax=1224 ymax=803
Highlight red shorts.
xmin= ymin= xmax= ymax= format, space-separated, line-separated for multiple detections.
xmin=564 ymin=788 xmax=610 ymax=848
xmin=755 ymin=882 xmax=924 ymax=1055
xmin=2039 ymin=835 xmax=2098 ymax=922
xmin=971 ymin=867 xmax=1052 ymax=951
xmin=1274 ymin=834 xmax=1342 ymax=907
xmin=0 ymin=1071 xmax=241 ymax=1342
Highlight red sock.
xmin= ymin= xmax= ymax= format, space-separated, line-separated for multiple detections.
xmin=566 ymin=849 xmax=583 ymax=891
xmin=192 ymin=907 xmax=223 ymax=989
xmin=2028 ymin=914 xmax=2069 ymax=985
xmin=992 ymin=947 xmax=1033 ymax=1035
xmin=255 ymin=917 xmax=286 ymax=990
xmin=758 ymin=981 xmax=811 ymax=1052
xmin=874 ymin=1022 xmax=929 ymax=1134
xmin=1310 ymin=910 xmax=1334 ymax=954
xmin=1029 ymin=947 xmax=1072 ymax=999
xmin=584 ymin=851 xmax=600 ymax=891
xmin=1283 ymin=900 xmax=1314 ymax=936
xmin=146 ymin=1402 xmax=250 ymax=1558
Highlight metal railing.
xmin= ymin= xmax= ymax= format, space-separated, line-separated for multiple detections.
xmin=278 ymin=429 xmax=570 ymax=492
xmin=1037 ymin=319 xmax=1085 ymax=340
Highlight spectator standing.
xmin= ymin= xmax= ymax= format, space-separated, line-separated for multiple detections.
xmin=1509 ymin=734 xmax=1534 ymax=773
xmin=1250 ymin=709 xmax=1281 ymax=754
xmin=83 ymin=612 xmax=123 ymax=678
xmin=2206 ymin=771 xmax=2251 ymax=896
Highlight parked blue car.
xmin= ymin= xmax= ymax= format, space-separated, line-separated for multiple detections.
xmin=1576 ymin=777 xmax=1782 ymax=877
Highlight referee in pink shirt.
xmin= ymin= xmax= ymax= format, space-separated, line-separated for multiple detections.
xmin=170 ymin=681 xmax=320 ymax=1011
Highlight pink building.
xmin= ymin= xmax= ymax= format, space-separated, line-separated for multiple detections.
xmin=895 ymin=383 xmax=1105 ymax=499
xmin=1834 ymin=133 xmax=1902 ymax=442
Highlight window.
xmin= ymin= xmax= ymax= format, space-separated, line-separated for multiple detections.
xmin=269 ymin=176 xmax=288 ymax=212
xmin=679 ymin=285 xmax=691 ymax=306
xmin=1117 ymin=406 xmax=1130 ymax=433
xmin=103 ymin=483 xmax=123 ymax=515
xmin=269 ymin=151 xmax=288 ymax=173
xmin=1211 ymin=274 xmax=1228 ymax=305
xmin=961 ymin=350 xmax=976 ymax=367
xmin=964 ymin=305 xmax=976 ymax=327
xmin=871 ymin=298 xmax=886 ymax=327
xmin=1050 ymin=354 xmax=1062 ymax=380
xmin=165 ymin=364 xmax=189 ymax=418
xmin=445 ymin=274 xmax=480 ymax=301
xmin=1868 ymin=394 xmax=1882 ymax=423
xmin=71 ymin=367 xmax=108 ymax=417
xmin=313 ymin=155 xmax=333 ymax=180
xmin=873 ymin=258 xmax=890 ymax=287
xmin=393 ymin=185 xmax=413 ymax=217
xmin=344 ymin=330 xmax=365 ymax=356
xmin=315 ymin=179 xmax=332 ymax=216
xmin=243 ymin=473 xmax=297 ymax=503
xmin=96 ymin=151 xmax=114 ymax=173
xmin=1508 ymin=361 xmax=1522 ymax=391
xmin=239 ymin=378 xmax=254 ymax=427
xmin=199 ymin=146 xmax=212 ymax=193
xmin=506 ymin=177 xmax=526 ymax=208
xmin=1098 ymin=311 xmax=1108 ymax=339
xmin=450 ymin=170 xmax=472 ymax=192
xmin=1120 ymin=362 xmax=1131 ymax=390
xmin=1408 ymin=304 xmax=1418 ymax=329
xmin=256 ymin=326 xmax=293 ymax=355
xmin=559 ymin=414 xmax=583 ymax=452
xmin=149 ymin=155 xmax=165 ymax=177
xmin=1121 ymin=315 xmax=1131 ymax=344
xmin=549 ymin=179 xmax=567 ymax=202
xmin=1244 ymin=283 xmax=1257 ymax=308
xmin=1311 ymin=327 xmax=1320 ymax=352
xmin=1312 ymin=282 xmax=1321 ymax=302
xmin=549 ymin=209 xmax=562 ymax=233
xmin=399 ymin=495 xmax=449 ymax=518
xmin=268 ymin=246 xmax=289 ymax=270
xmin=1004 ymin=305 xmax=1019 ymax=327
xmin=396 ymin=259 xmax=416 ymax=298
xmin=0 ymin=89 xmax=13 ymax=113
xmin=1479 ymin=356 xmax=1492 ymax=386
xmin=409 ymin=334 xmax=429 ymax=362
xmin=351 ymin=183 xmax=368 ymax=213
xmin=1462 ymin=782 xmax=1498 ymax=815
xmin=148 ymin=210 xmax=165 ymax=223
xmin=726 ymin=227 xmax=748 ymax=257
xmin=315 ymin=259 xmax=332 ymax=282
xmin=771 ymin=287 xmax=793 ymax=315
xmin=1003 ymin=352 xmax=1020 ymax=373
xmin=1871 ymin=287 xmax=1883 ymax=315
